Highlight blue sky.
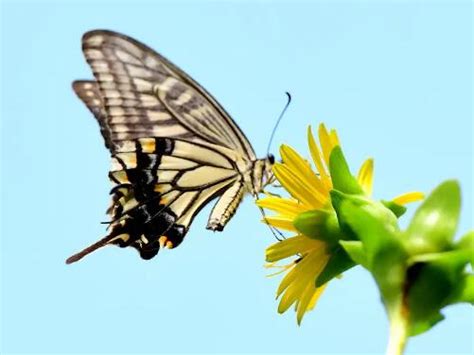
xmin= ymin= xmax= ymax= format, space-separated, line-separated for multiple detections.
xmin=1 ymin=1 xmax=472 ymax=354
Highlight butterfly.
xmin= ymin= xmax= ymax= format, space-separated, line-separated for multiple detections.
xmin=66 ymin=30 xmax=275 ymax=264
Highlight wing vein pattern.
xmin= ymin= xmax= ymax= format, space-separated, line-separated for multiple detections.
xmin=75 ymin=30 xmax=256 ymax=159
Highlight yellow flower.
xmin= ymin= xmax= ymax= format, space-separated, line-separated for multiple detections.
xmin=258 ymin=123 xmax=423 ymax=324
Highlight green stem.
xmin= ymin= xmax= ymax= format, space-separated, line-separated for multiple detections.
xmin=386 ymin=303 xmax=409 ymax=355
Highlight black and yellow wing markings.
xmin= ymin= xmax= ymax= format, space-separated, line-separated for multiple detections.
xmin=72 ymin=29 xmax=256 ymax=160
xmin=66 ymin=138 xmax=244 ymax=263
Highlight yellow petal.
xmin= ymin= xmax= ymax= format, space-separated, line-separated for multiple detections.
xmin=273 ymin=163 xmax=327 ymax=208
xmin=277 ymin=285 xmax=302 ymax=313
xmin=276 ymin=256 xmax=313 ymax=300
xmin=329 ymin=129 xmax=340 ymax=147
xmin=277 ymin=265 xmax=315 ymax=313
xmin=276 ymin=249 xmax=325 ymax=297
xmin=262 ymin=216 xmax=296 ymax=232
xmin=295 ymin=253 xmax=329 ymax=322
xmin=392 ymin=191 xmax=425 ymax=205
xmin=296 ymin=283 xmax=318 ymax=325
xmin=307 ymin=284 xmax=327 ymax=311
xmin=357 ymin=158 xmax=374 ymax=196
xmin=318 ymin=123 xmax=334 ymax=167
xmin=256 ymin=196 xmax=305 ymax=217
xmin=307 ymin=126 xmax=331 ymax=190
xmin=277 ymin=251 xmax=328 ymax=315
xmin=280 ymin=144 xmax=312 ymax=176
xmin=280 ymin=145 xmax=328 ymax=196
xmin=266 ymin=235 xmax=324 ymax=262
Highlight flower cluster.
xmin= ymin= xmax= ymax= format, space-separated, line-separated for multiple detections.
xmin=258 ymin=124 xmax=423 ymax=324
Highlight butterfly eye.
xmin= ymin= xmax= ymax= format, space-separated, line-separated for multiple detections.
xmin=268 ymin=154 xmax=275 ymax=164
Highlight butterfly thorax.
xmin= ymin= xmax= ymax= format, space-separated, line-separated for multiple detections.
xmin=241 ymin=157 xmax=275 ymax=197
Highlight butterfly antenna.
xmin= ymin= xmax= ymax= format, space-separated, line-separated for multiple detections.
xmin=266 ymin=92 xmax=292 ymax=155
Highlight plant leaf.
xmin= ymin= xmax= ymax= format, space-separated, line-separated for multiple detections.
xmin=293 ymin=209 xmax=341 ymax=244
xmin=405 ymin=180 xmax=461 ymax=255
xmin=381 ymin=200 xmax=407 ymax=218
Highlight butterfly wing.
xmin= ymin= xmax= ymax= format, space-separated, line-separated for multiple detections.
xmin=75 ymin=29 xmax=256 ymax=160
xmin=72 ymin=80 xmax=114 ymax=150
xmin=68 ymin=30 xmax=262 ymax=263
xmin=66 ymin=138 xmax=242 ymax=263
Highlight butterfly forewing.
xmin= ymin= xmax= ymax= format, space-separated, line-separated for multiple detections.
xmin=72 ymin=80 xmax=114 ymax=151
xmin=80 ymin=30 xmax=256 ymax=159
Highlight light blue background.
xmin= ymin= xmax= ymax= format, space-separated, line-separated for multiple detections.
xmin=1 ymin=0 xmax=472 ymax=354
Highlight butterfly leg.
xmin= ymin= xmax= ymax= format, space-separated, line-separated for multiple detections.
xmin=263 ymin=190 xmax=282 ymax=198
xmin=206 ymin=181 xmax=244 ymax=232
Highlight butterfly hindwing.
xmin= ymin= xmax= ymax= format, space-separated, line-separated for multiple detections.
xmin=66 ymin=137 xmax=241 ymax=263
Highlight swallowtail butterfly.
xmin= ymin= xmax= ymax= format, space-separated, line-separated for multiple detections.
xmin=67 ymin=30 xmax=275 ymax=264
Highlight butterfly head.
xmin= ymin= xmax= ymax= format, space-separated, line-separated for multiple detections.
xmin=265 ymin=153 xmax=278 ymax=186
xmin=267 ymin=153 xmax=275 ymax=165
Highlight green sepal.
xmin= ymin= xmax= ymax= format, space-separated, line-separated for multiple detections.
xmin=293 ymin=209 xmax=341 ymax=245
xmin=328 ymin=146 xmax=364 ymax=195
xmin=330 ymin=190 xmax=367 ymax=239
xmin=381 ymin=200 xmax=407 ymax=218
xmin=405 ymin=180 xmax=461 ymax=255
xmin=315 ymin=246 xmax=356 ymax=287
xmin=333 ymin=192 xmax=405 ymax=305
xmin=340 ymin=240 xmax=368 ymax=269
